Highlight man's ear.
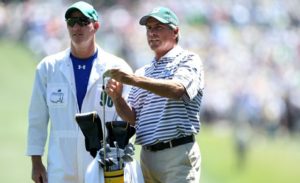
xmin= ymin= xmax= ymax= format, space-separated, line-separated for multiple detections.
xmin=94 ymin=21 xmax=100 ymax=31
xmin=173 ymin=27 xmax=179 ymax=35
xmin=174 ymin=27 xmax=179 ymax=39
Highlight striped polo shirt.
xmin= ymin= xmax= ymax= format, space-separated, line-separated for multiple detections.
xmin=128 ymin=46 xmax=204 ymax=146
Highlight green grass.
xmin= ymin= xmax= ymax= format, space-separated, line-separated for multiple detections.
xmin=0 ymin=39 xmax=36 ymax=183
xmin=198 ymin=125 xmax=300 ymax=183
xmin=0 ymin=39 xmax=299 ymax=183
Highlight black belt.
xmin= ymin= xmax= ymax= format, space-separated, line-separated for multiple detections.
xmin=143 ymin=135 xmax=195 ymax=152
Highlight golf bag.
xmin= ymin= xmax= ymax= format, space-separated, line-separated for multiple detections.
xmin=75 ymin=112 xmax=144 ymax=183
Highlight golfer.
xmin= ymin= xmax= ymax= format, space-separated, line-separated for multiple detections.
xmin=106 ymin=6 xmax=204 ymax=183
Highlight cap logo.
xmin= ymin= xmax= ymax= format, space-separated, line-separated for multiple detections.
xmin=152 ymin=7 xmax=161 ymax=14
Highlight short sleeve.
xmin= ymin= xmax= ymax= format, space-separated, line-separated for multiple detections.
xmin=172 ymin=52 xmax=204 ymax=102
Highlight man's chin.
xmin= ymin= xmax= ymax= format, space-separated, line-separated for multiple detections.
xmin=149 ymin=44 xmax=159 ymax=51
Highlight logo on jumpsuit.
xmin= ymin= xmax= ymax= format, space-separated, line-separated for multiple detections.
xmin=50 ymin=89 xmax=64 ymax=103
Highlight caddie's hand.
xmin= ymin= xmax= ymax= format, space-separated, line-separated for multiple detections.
xmin=31 ymin=156 xmax=48 ymax=183
xmin=109 ymin=68 xmax=132 ymax=85
xmin=105 ymin=78 xmax=123 ymax=101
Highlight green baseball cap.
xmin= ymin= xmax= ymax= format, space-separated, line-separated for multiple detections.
xmin=139 ymin=7 xmax=179 ymax=29
xmin=65 ymin=1 xmax=98 ymax=21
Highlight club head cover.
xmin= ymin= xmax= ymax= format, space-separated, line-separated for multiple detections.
xmin=75 ymin=111 xmax=103 ymax=158
xmin=105 ymin=121 xmax=136 ymax=149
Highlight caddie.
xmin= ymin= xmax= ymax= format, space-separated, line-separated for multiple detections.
xmin=26 ymin=1 xmax=132 ymax=183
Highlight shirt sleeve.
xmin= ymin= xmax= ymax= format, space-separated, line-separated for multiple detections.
xmin=172 ymin=52 xmax=204 ymax=102
xmin=26 ymin=61 xmax=50 ymax=156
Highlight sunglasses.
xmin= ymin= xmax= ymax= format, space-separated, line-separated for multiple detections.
xmin=66 ymin=17 xmax=93 ymax=27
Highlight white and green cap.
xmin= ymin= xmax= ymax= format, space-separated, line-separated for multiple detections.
xmin=65 ymin=1 xmax=98 ymax=21
xmin=139 ymin=7 xmax=179 ymax=29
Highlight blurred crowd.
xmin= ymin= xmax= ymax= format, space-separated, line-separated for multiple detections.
xmin=1 ymin=0 xmax=300 ymax=135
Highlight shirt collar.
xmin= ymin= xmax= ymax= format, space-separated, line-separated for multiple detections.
xmin=152 ymin=45 xmax=183 ymax=64
xmin=161 ymin=45 xmax=183 ymax=59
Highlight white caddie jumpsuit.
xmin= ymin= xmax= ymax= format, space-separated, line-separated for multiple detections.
xmin=26 ymin=46 xmax=132 ymax=183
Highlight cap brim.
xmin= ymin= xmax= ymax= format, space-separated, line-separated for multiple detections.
xmin=139 ymin=15 xmax=169 ymax=25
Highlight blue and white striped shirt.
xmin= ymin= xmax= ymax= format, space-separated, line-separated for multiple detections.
xmin=128 ymin=46 xmax=204 ymax=146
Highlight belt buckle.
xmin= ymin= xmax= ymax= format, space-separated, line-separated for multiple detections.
xmin=168 ymin=141 xmax=173 ymax=148
xmin=145 ymin=146 xmax=152 ymax=151
xmin=144 ymin=145 xmax=155 ymax=151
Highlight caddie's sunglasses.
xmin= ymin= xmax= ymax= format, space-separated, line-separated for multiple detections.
xmin=66 ymin=17 xmax=93 ymax=27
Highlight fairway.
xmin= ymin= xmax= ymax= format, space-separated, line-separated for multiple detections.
xmin=0 ymin=39 xmax=36 ymax=182
xmin=0 ymin=40 xmax=300 ymax=183
xmin=198 ymin=126 xmax=300 ymax=183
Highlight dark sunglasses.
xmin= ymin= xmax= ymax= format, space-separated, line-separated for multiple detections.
xmin=66 ymin=17 xmax=93 ymax=27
